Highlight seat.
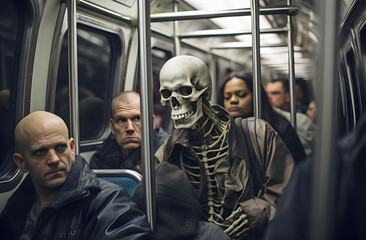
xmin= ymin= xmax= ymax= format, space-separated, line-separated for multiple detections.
xmin=93 ymin=169 xmax=142 ymax=197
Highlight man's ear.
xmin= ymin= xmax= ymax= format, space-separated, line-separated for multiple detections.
xmin=69 ymin=138 xmax=75 ymax=157
xmin=13 ymin=153 xmax=28 ymax=173
xmin=152 ymin=115 xmax=156 ymax=130
xmin=110 ymin=118 xmax=115 ymax=135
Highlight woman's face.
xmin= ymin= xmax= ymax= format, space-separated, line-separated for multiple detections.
xmin=223 ymin=77 xmax=253 ymax=118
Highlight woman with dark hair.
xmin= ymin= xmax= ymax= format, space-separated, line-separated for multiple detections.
xmin=218 ymin=71 xmax=306 ymax=164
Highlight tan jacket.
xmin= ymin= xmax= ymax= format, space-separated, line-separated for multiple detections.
xmin=155 ymin=107 xmax=294 ymax=238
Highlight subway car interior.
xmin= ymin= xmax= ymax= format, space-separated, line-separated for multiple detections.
xmin=0 ymin=0 xmax=365 ymax=239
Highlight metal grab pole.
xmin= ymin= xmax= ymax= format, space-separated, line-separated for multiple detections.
xmin=287 ymin=0 xmax=297 ymax=129
xmin=251 ymin=0 xmax=262 ymax=118
xmin=173 ymin=1 xmax=181 ymax=56
xmin=137 ymin=0 xmax=156 ymax=231
xmin=309 ymin=0 xmax=339 ymax=239
xmin=67 ymin=0 xmax=80 ymax=154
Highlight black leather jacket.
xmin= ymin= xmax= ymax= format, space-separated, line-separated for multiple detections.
xmin=0 ymin=155 xmax=154 ymax=240
xmin=90 ymin=128 xmax=169 ymax=173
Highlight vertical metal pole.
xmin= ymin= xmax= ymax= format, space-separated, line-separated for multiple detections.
xmin=251 ymin=0 xmax=262 ymax=118
xmin=138 ymin=0 xmax=155 ymax=230
xmin=173 ymin=1 xmax=181 ymax=56
xmin=209 ymin=54 xmax=217 ymax=104
xmin=309 ymin=0 xmax=339 ymax=239
xmin=287 ymin=0 xmax=296 ymax=129
xmin=67 ymin=0 xmax=80 ymax=154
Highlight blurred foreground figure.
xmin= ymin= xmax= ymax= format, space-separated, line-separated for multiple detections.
xmin=0 ymin=111 xmax=153 ymax=240
xmin=134 ymin=162 xmax=230 ymax=240
xmin=155 ymin=55 xmax=294 ymax=240
xmin=263 ymin=112 xmax=366 ymax=240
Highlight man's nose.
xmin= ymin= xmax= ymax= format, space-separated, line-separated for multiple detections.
xmin=125 ymin=119 xmax=135 ymax=131
xmin=46 ymin=149 xmax=61 ymax=165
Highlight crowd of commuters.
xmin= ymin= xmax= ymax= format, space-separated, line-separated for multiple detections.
xmin=218 ymin=71 xmax=306 ymax=164
xmin=0 ymin=56 xmax=325 ymax=239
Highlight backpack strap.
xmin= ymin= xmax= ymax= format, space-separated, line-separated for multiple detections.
xmin=236 ymin=118 xmax=263 ymax=197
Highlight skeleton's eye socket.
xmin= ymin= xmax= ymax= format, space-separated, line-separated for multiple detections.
xmin=178 ymin=86 xmax=192 ymax=96
xmin=161 ymin=89 xmax=172 ymax=98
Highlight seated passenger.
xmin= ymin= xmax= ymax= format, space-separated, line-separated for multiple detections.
xmin=266 ymin=79 xmax=317 ymax=157
xmin=155 ymin=55 xmax=294 ymax=239
xmin=218 ymin=71 xmax=306 ymax=164
xmin=295 ymin=78 xmax=314 ymax=114
xmin=0 ymin=111 xmax=153 ymax=240
xmin=306 ymin=100 xmax=317 ymax=122
xmin=133 ymin=161 xmax=230 ymax=240
xmin=90 ymin=91 xmax=169 ymax=173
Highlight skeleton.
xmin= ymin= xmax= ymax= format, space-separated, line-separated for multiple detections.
xmin=159 ymin=56 xmax=249 ymax=239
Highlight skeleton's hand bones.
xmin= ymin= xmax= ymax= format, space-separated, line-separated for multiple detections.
xmin=224 ymin=207 xmax=250 ymax=239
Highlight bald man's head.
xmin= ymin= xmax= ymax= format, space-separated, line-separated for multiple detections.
xmin=13 ymin=111 xmax=75 ymax=204
xmin=14 ymin=111 xmax=69 ymax=154
xmin=111 ymin=91 xmax=140 ymax=118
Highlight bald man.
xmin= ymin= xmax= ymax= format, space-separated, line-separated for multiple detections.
xmin=0 ymin=111 xmax=153 ymax=240
xmin=90 ymin=91 xmax=169 ymax=172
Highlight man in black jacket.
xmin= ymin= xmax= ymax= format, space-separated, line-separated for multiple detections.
xmin=90 ymin=91 xmax=169 ymax=173
xmin=0 ymin=111 xmax=154 ymax=240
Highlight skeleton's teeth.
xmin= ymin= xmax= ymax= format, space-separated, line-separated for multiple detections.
xmin=172 ymin=110 xmax=194 ymax=121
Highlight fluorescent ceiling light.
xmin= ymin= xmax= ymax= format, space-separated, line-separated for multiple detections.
xmin=185 ymin=0 xmax=279 ymax=44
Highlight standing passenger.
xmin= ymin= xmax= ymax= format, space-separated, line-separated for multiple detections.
xmin=218 ymin=72 xmax=306 ymax=164
xmin=266 ymin=79 xmax=317 ymax=157
xmin=0 ymin=111 xmax=154 ymax=240
xmin=90 ymin=91 xmax=169 ymax=173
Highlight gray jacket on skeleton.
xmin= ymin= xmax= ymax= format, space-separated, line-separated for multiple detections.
xmin=155 ymin=105 xmax=294 ymax=239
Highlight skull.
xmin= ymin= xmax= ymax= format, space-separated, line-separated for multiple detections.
xmin=159 ymin=55 xmax=212 ymax=129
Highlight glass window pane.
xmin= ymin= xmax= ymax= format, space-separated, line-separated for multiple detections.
xmin=55 ymin=26 xmax=114 ymax=141
xmin=0 ymin=0 xmax=25 ymax=179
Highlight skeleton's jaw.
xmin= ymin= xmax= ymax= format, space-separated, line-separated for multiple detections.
xmin=172 ymin=98 xmax=203 ymax=129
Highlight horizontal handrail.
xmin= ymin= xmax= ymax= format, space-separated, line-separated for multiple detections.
xmin=179 ymin=27 xmax=288 ymax=38
xmin=79 ymin=0 xmax=132 ymax=24
xmin=151 ymin=6 xmax=300 ymax=22
xmin=93 ymin=169 xmax=142 ymax=182
xmin=210 ymin=42 xmax=288 ymax=49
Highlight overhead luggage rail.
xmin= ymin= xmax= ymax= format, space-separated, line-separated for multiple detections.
xmin=179 ymin=27 xmax=288 ymax=38
xmin=210 ymin=43 xmax=289 ymax=49
xmin=150 ymin=6 xmax=300 ymax=22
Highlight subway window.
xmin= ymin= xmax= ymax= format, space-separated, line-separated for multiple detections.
xmin=54 ymin=24 xmax=121 ymax=142
xmin=151 ymin=48 xmax=173 ymax=133
xmin=359 ymin=23 xmax=366 ymax=105
xmin=346 ymin=49 xmax=363 ymax=122
xmin=0 ymin=0 xmax=28 ymax=189
xmin=339 ymin=58 xmax=355 ymax=133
